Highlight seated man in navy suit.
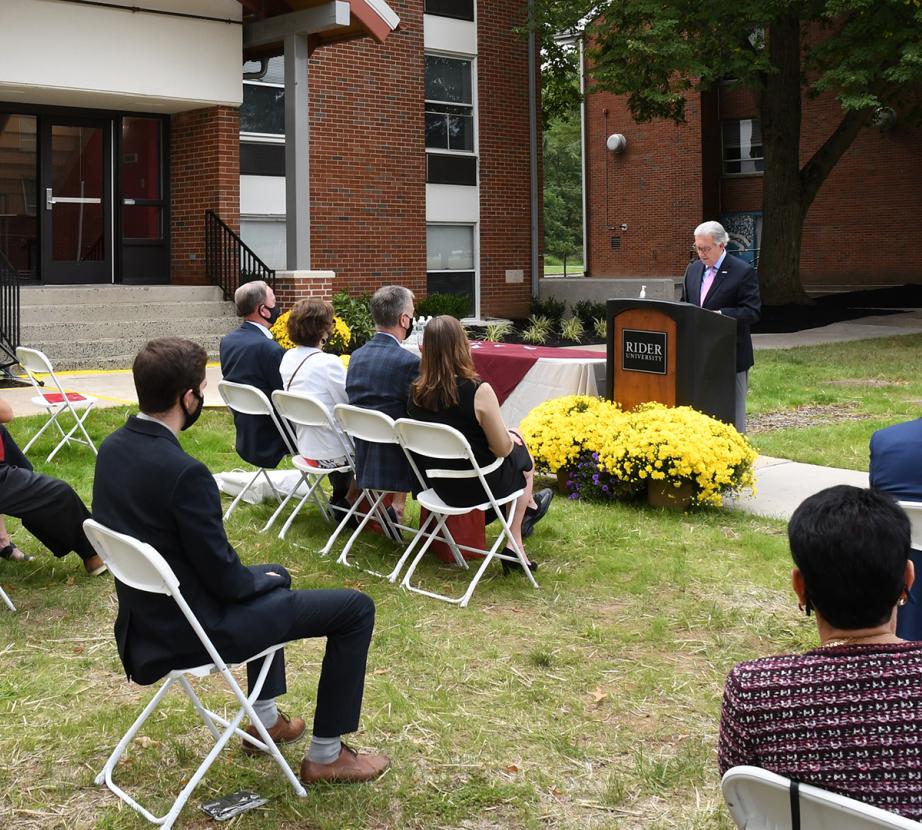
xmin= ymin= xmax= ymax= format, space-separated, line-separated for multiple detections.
xmin=346 ymin=285 xmax=420 ymax=520
xmin=219 ymin=280 xmax=287 ymax=468
xmin=870 ymin=416 xmax=922 ymax=639
xmin=92 ymin=337 xmax=389 ymax=784
xmin=681 ymin=220 xmax=761 ymax=433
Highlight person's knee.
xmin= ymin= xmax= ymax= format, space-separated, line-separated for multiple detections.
xmin=347 ymin=590 xmax=375 ymax=628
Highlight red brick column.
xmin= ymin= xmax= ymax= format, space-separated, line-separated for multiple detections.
xmin=273 ymin=270 xmax=335 ymax=309
xmin=170 ymin=106 xmax=240 ymax=285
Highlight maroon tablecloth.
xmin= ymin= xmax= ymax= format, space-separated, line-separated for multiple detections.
xmin=469 ymin=342 xmax=604 ymax=405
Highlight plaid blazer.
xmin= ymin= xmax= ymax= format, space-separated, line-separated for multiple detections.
xmin=345 ymin=333 xmax=420 ymax=491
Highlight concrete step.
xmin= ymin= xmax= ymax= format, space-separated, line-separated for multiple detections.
xmin=20 ymin=284 xmax=226 ymax=306
xmin=21 ymin=316 xmax=237 ymax=343
xmin=21 ymin=300 xmax=238 ymax=325
xmin=24 ymin=334 xmax=226 ymax=371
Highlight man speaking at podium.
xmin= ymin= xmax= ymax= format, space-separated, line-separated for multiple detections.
xmin=681 ymin=221 xmax=761 ymax=433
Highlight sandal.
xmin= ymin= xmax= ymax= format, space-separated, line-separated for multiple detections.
xmin=0 ymin=543 xmax=34 ymax=563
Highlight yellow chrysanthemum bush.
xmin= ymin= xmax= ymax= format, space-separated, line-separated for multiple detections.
xmin=271 ymin=310 xmax=351 ymax=353
xmin=519 ymin=395 xmax=621 ymax=473
xmin=520 ymin=396 xmax=757 ymax=507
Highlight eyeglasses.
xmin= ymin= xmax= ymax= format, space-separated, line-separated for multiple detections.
xmin=694 ymin=245 xmax=713 ymax=254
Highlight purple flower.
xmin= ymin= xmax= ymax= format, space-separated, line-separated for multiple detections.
xmin=568 ymin=492 xmax=580 ymax=500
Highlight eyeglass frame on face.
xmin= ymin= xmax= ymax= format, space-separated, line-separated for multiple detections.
xmin=694 ymin=244 xmax=713 ymax=254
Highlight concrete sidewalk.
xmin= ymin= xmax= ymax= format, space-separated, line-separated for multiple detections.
xmin=3 ymin=307 xmax=916 ymax=521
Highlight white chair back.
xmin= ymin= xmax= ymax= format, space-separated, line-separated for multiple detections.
xmin=218 ymin=380 xmax=274 ymax=417
xmin=272 ymin=390 xmax=354 ymax=458
xmin=83 ymin=519 xmax=178 ymax=596
xmin=394 ymin=419 xmax=470 ymax=461
xmin=897 ymin=501 xmax=922 ymax=551
xmin=722 ymin=766 xmax=921 ymax=829
xmin=16 ymin=345 xmax=55 ymax=377
xmin=333 ymin=404 xmax=399 ymax=446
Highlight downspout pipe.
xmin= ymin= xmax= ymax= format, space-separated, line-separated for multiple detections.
xmin=528 ymin=0 xmax=540 ymax=301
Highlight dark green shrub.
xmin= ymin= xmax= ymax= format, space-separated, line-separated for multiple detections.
xmin=531 ymin=295 xmax=566 ymax=327
xmin=331 ymin=291 xmax=375 ymax=352
xmin=416 ymin=292 xmax=472 ymax=319
xmin=573 ymin=299 xmax=607 ymax=329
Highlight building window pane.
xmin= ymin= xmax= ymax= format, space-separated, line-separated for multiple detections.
xmin=722 ymin=119 xmax=764 ymax=175
xmin=427 ymin=225 xmax=474 ymax=271
xmin=123 ymin=205 xmax=161 ymax=240
xmin=240 ymin=218 xmax=286 ymax=271
xmin=0 ymin=114 xmax=38 ymax=278
xmin=121 ymin=117 xmax=161 ymax=200
xmin=425 ymin=56 xmax=474 ymax=152
xmin=424 ymin=0 xmax=474 ymax=20
xmin=243 ymin=56 xmax=285 ymax=85
xmin=241 ymin=84 xmax=285 ymax=136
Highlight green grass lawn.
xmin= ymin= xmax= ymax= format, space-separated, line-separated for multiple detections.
xmin=0 ymin=334 xmax=917 ymax=828
xmin=748 ymin=334 xmax=922 ymax=469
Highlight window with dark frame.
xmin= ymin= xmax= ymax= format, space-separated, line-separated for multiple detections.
xmin=425 ymin=55 xmax=474 ymax=153
xmin=722 ymin=119 xmax=764 ymax=175
xmin=424 ymin=0 xmax=474 ymax=21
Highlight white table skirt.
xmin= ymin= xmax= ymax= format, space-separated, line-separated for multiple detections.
xmin=501 ymin=357 xmax=605 ymax=428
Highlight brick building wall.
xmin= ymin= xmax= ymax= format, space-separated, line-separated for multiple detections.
xmin=170 ymin=106 xmax=240 ymax=285
xmin=306 ymin=0 xmax=427 ymax=300
xmin=477 ymin=3 xmax=538 ymax=319
xmin=585 ymin=78 xmax=922 ymax=291
xmin=584 ymin=88 xmax=705 ymax=279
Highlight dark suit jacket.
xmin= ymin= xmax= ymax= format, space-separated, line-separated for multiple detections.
xmin=219 ymin=322 xmax=287 ymax=467
xmin=92 ymin=416 xmax=300 ymax=685
xmin=681 ymin=252 xmax=761 ymax=372
xmin=345 ymin=332 xmax=420 ymax=491
xmin=870 ymin=418 xmax=922 ymax=502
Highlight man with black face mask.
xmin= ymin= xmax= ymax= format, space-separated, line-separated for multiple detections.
xmin=219 ymin=280 xmax=287 ymax=468
xmin=93 ymin=338 xmax=389 ymax=784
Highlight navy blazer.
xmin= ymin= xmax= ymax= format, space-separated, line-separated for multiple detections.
xmin=345 ymin=332 xmax=420 ymax=491
xmin=219 ymin=323 xmax=287 ymax=468
xmin=92 ymin=416 xmax=300 ymax=685
xmin=870 ymin=418 xmax=922 ymax=502
xmin=681 ymin=252 xmax=761 ymax=372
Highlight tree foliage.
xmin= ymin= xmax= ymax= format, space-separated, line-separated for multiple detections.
xmin=532 ymin=0 xmax=922 ymax=303
xmin=544 ymin=112 xmax=583 ymax=274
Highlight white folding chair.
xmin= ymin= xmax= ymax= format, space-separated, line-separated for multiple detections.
xmin=270 ymin=390 xmax=357 ymax=539
xmin=896 ymin=501 xmax=922 ymax=549
xmin=394 ymin=418 xmax=539 ymax=608
xmin=15 ymin=346 xmax=97 ymax=462
xmin=328 ymin=404 xmax=445 ymax=578
xmin=82 ymin=519 xmax=306 ymax=829
xmin=217 ymin=380 xmax=322 ymax=528
xmin=721 ymin=765 xmax=920 ymax=829
xmin=0 ymin=582 xmax=14 ymax=612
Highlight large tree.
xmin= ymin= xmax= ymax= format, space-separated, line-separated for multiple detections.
xmin=533 ymin=0 xmax=922 ymax=304
xmin=544 ymin=113 xmax=584 ymax=276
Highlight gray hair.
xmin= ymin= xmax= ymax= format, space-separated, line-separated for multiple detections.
xmin=694 ymin=221 xmax=729 ymax=247
xmin=234 ymin=280 xmax=270 ymax=316
xmin=370 ymin=285 xmax=414 ymax=328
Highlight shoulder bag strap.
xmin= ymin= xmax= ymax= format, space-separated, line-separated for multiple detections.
xmin=285 ymin=350 xmax=322 ymax=391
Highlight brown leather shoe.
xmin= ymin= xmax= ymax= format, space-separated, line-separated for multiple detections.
xmin=242 ymin=711 xmax=306 ymax=755
xmin=83 ymin=554 xmax=108 ymax=576
xmin=300 ymin=744 xmax=390 ymax=784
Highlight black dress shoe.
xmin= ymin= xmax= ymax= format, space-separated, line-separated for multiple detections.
xmin=522 ymin=488 xmax=554 ymax=539
xmin=500 ymin=547 xmax=539 ymax=575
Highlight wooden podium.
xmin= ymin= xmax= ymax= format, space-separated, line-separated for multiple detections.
xmin=606 ymin=299 xmax=737 ymax=424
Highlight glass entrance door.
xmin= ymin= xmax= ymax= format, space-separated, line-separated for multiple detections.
xmin=40 ymin=118 xmax=112 ymax=283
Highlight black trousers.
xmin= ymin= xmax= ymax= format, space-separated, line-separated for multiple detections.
xmin=0 ymin=425 xmax=95 ymax=561
xmin=250 ymin=588 xmax=375 ymax=739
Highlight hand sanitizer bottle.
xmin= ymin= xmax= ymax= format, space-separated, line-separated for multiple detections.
xmin=639 ymin=284 xmax=647 ymax=299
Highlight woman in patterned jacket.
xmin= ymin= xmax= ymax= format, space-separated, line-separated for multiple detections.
xmin=719 ymin=484 xmax=922 ymax=819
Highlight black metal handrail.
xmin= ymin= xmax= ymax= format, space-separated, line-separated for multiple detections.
xmin=0 ymin=252 xmax=21 ymax=372
xmin=204 ymin=210 xmax=275 ymax=302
